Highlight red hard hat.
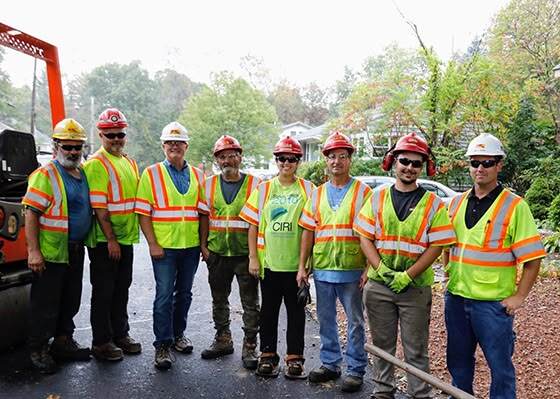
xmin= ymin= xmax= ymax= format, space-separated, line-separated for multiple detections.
xmin=393 ymin=132 xmax=430 ymax=157
xmin=97 ymin=108 xmax=128 ymax=129
xmin=273 ymin=136 xmax=303 ymax=156
xmin=213 ymin=135 xmax=242 ymax=156
xmin=322 ymin=131 xmax=355 ymax=155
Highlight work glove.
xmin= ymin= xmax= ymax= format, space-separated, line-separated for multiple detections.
xmin=376 ymin=261 xmax=395 ymax=285
xmin=388 ymin=271 xmax=412 ymax=294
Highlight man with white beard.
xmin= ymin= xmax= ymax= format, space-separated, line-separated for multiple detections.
xmin=23 ymin=118 xmax=93 ymax=373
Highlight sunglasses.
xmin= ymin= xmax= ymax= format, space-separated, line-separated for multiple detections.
xmin=103 ymin=132 xmax=126 ymax=140
xmin=276 ymin=156 xmax=299 ymax=163
xmin=397 ymin=157 xmax=423 ymax=168
xmin=470 ymin=159 xmax=499 ymax=168
xmin=59 ymin=144 xmax=83 ymax=151
xmin=164 ymin=141 xmax=186 ymax=146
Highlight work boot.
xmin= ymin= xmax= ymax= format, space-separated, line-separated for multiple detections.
xmin=114 ymin=335 xmax=142 ymax=354
xmin=174 ymin=335 xmax=193 ymax=354
xmin=241 ymin=338 xmax=258 ymax=370
xmin=308 ymin=365 xmax=341 ymax=383
xmin=200 ymin=332 xmax=234 ymax=359
xmin=154 ymin=344 xmax=173 ymax=370
xmin=30 ymin=345 xmax=57 ymax=374
xmin=92 ymin=342 xmax=124 ymax=361
xmin=341 ymin=375 xmax=363 ymax=393
xmin=50 ymin=336 xmax=91 ymax=361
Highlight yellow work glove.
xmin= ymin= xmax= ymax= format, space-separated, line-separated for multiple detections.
xmin=388 ymin=271 xmax=412 ymax=293
xmin=376 ymin=261 xmax=395 ymax=285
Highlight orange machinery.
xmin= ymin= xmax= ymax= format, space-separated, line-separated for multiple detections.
xmin=0 ymin=22 xmax=65 ymax=350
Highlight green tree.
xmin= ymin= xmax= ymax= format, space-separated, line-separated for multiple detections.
xmin=268 ymin=82 xmax=306 ymax=125
xmin=180 ymin=72 xmax=279 ymax=169
xmin=302 ymin=83 xmax=329 ymax=126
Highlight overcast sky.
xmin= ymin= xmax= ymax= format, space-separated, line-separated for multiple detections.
xmin=3 ymin=0 xmax=509 ymax=89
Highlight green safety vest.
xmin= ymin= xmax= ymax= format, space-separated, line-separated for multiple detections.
xmin=299 ymin=179 xmax=371 ymax=271
xmin=83 ymin=147 xmax=140 ymax=245
xmin=205 ymin=174 xmax=260 ymax=256
xmin=354 ymin=186 xmax=456 ymax=287
xmin=135 ymin=162 xmax=207 ymax=249
xmin=240 ymin=177 xmax=314 ymax=278
xmin=23 ymin=162 xmax=70 ymax=263
xmin=446 ymin=188 xmax=546 ymax=300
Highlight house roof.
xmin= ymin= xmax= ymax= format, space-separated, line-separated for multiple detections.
xmin=282 ymin=121 xmax=312 ymax=130
xmin=294 ymin=124 xmax=325 ymax=143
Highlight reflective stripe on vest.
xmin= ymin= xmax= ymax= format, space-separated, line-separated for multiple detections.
xmin=91 ymin=152 xmax=138 ymax=214
xmin=39 ymin=162 xmax=68 ymax=232
xmin=206 ymin=174 xmax=256 ymax=231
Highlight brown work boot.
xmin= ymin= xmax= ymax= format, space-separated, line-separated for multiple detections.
xmin=241 ymin=338 xmax=258 ymax=370
xmin=50 ymin=336 xmax=91 ymax=361
xmin=114 ymin=335 xmax=142 ymax=354
xmin=30 ymin=345 xmax=58 ymax=374
xmin=92 ymin=342 xmax=124 ymax=361
xmin=200 ymin=332 xmax=234 ymax=359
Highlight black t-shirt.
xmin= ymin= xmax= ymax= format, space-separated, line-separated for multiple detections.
xmin=465 ymin=184 xmax=504 ymax=229
xmin=390 ymin=185 xmax=427 ymax=222
xmin=220 ymin=173 xmax=246 ymax=205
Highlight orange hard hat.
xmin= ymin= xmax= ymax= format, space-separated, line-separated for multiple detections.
xmin=322 ymin=131 xmax=355 ymax=155
xmin=273 ymin=136 xmax=303 ymax=156
xmin=97 ymin=108 xmax=128 ymax=130
xmin=213 ymin=135 xmax=242 ymax=156
xmin=392 ymin=132 xmax=430 ymax=157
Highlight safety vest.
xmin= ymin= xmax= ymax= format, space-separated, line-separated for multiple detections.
xmin=240 ymin=177 xmax=313 ymax=277
xmin=446 ymin=188 xmax=546 ymax=300
xmin=354 ymin=186 xmax=455 ymax=286
xmin=135 ymin=162 xmax=207 ymax=249
xmin=22 ymin=162 xmax=70 ymax=263
xmin=205 ymin=174 xmax=260 ymax=256
xmin=299 ymin=179 xmax=371 ymax=271
xmin=84 ymin=148 xmax=140 ymax=245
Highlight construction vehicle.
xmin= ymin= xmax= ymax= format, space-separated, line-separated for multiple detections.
xmin=0 ymin=22 xmax=65 ymax=350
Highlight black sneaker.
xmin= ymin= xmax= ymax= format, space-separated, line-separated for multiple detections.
xmin=341 ymin=375 xmax=363 ymax=393
xmin=30 ymin=346 xmax=57 ymax=374
xmin=154 ymin=344 xmax=173 ymax=370
xmin=308 ymin=365 xmax=341 ymax=383
xmin=50 ymin=336 xmax=91 ymax=361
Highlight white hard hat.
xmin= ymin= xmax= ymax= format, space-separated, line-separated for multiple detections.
xmin=160 ymin=122 xmax=189 ymax=142
xmin=465 ymin=133 xmax=506 ymax=158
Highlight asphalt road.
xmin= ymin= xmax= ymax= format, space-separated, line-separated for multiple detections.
xmin=0 ymin=239 xmax=377 ymax=399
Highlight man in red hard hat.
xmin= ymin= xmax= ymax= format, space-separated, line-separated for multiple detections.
xmin=200 ymin=135 xmax=261 ymax=370
xmin=354 ymin=132 xmax=456 ymax=398
xmin=298 ymin=131 xmax=372 ymax=393
xmin=84 ymin=108 xmax=142 ymax=361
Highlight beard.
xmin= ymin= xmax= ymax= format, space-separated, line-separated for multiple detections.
xmin=56 ymin=150 xmax=81 ymax=169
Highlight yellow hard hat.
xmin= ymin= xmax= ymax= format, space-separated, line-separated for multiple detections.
xmin=52 ymin=118 xmax=87 ymax=141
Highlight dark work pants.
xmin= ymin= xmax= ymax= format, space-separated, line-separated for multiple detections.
xmin=259 ymin=269 xmax=305 ymax=356
xmin=206 ymin=251 xmax=259 ymax=340
xmin=88 ymin=243 xmax=133 ymax=346
xmin=28 ymin=243 xmax=85 ymax=351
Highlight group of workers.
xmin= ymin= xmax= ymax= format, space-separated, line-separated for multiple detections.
xmin=23 ymin=106 xmax=546 ymax=399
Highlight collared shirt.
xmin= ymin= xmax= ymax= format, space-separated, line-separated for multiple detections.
xmin=54 ymin=160 xmax=92 ymax=242
xmin=465 ymin=184 xmax=504 ymax=228
xmin=163 ymin=159 xmax=190 ymax=195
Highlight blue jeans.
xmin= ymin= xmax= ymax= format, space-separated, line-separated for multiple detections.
xmin=445 ymin=292 xmax=516 ymax=399
xmin=152 ymin=247 xmax=200 ymax=347
xmin=315 ymin=279 xmax=367 ymax=377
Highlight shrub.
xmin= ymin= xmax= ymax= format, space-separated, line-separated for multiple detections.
xmin=297 ymin=158 xmax=384 ymax=187
xmin=525 ymin=177 xmax=560 ymax=221
xmin=548 ymin=193 xmax=560 ymax=230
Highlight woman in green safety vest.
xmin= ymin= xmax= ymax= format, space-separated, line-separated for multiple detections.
xmin=240 ymin=136 xmax=314 ymax=379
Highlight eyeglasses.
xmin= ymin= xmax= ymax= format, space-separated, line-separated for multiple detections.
xmin=397 ymin=157 xmax=423 ymax=168
xmin=217 ymin=153 xmax=240 ymax=161
xmin=164 ymin=141 xmax=186 ymax=147
xmin=470 ymin=159 xmax=499 ymax=168
xmin=59 ymin=144 xmax=83 ymax=151
xmin=103 ymin=132 xmax=126 ymax=140
xmin=276 ymin=156 xmax=299 ymax=163
xmin=326 ymin=153 xmax=349 ymax=161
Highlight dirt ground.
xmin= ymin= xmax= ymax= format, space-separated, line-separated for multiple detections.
xmin=328 ymin=277 xmax=560 ymax=398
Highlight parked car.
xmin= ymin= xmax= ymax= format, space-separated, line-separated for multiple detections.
xmin=355 ymin=176 xmax=458 ymax=205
